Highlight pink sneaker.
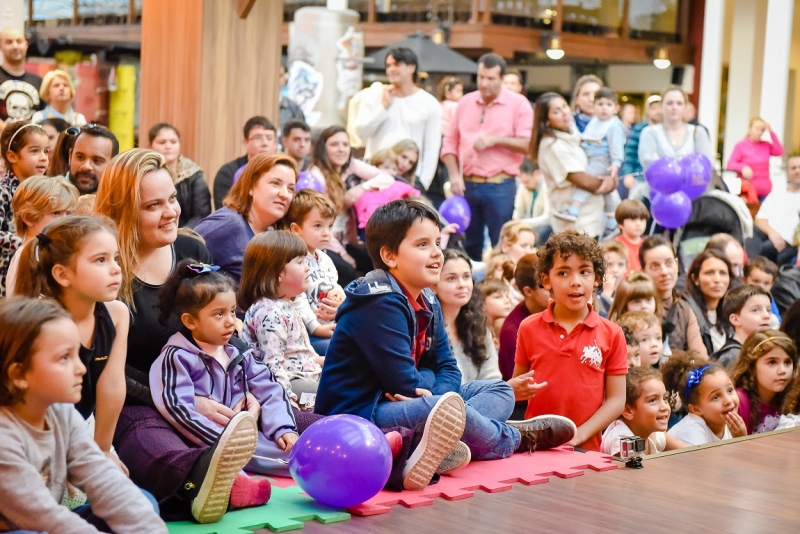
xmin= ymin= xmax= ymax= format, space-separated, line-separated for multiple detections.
xmin=230 ymin=472 xmax=271 ymax=509
xmin=385 ymin=431 xmax=403 ymax=459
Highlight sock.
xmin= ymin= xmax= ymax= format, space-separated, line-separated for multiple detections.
xmin=230 ymin=472 xmax=271 ymax=509
xmin=568 ymin=204 xmax=581 ymax=216
xmin=385 ymin=431 xmax=403 ymax=459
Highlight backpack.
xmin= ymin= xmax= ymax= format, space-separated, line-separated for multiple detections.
xmin=771 ymin=264 xmax=800 ymax=316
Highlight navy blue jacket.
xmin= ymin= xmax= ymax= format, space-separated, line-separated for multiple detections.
xmin=314 ymin=270 xmax=462 ymax=421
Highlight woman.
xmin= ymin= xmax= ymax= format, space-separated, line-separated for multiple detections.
xmin=530 ymin=92 xmax=617 ymax=239
xmin=571 ymin=74 xmax=602 ymax=133
xmin=639 ymin=235 xmax=709 ymax=358
xmin=726 ymin=117 xmax=784 ymax=199
xmin=195 ymin=153 xmax=296 ymax=284
xmin=32 ymin=70 xmax=87 ymax=127
xmin=684 ymin=249 xmax=733 ymax=355
xmin=148 ymin=123 xmax=211 ymax=228
xmin=391 ymin=139 xmax=420 ymax=185
xmin=38 ymin=117 xmax=70 ymax=155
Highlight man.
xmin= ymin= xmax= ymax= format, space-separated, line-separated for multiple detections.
xmin=354 ymin=47 xmax=441 ymax=191
xmin=281 ymin=119 xmax=311 ymax=171
xmin=441 ymin=53 xmax=533 ymax=260
xmin=502 ymin=70 xmax=524 ymax=95
xmin=67 ymin=124 xmax=119 ymax=195
xmin=706 ymin=233 xmax=745 ymax=282
xmin=213 ymin=116 xmax=278 ymax=210
xmin=0 ymin=28 xmax=42 ymax=127
xmin=620 ymin=95 xmax=662 ymax=197
xmin=746 ymin=155 xmax=800 ymax=266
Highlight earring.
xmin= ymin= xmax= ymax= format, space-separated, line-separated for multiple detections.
xmin=279 ymin=276 xmax=282 ymax=281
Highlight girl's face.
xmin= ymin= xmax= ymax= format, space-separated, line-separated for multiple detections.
xmin=642 ymin=246 xmax=678 ymax=296
xmin=502 ymin=231 xmax=536 ymax=263
xmin=279 ymin=255 xmax=310 ymax=300
xmin=626 ymin=378 xmax=671 ymax=434
xmin=151 ymin=128 xmax=181 ymax=164
xmin=694 ymin=258 xmax=730 ymax=304
xmin=627 ymin=297 xmax=656 ymax=315
xmin=189 ymin=291 xmax=237 ymax=347
xmin=688 ymin=370 xmax=739 ymax=436
xmin=748 ymin=120 xmax=766 ymax=141
xmin=484 ymin=290 xmax=512 ymax=321
xmin=547 ymin=97 xmax=573 ymax=132
xmin=48 ymin=76 xmax=72 ymax=104
xmin=445 ymin=84 xmax=463 ymax=102
xmin=138 ymin=169 xmax=180 ymax=250
xmin=250 ymin=165 xmax=295 ymax=226
xmin=436 ymin=258 xmax=473 ymax=310
xmin=661 ymin=89 xmax=686 ymax=125
xmin=325 ymin=132 xmax=351 ymax=169
xmin=396 ymin=149 xmax=418 ymax=176
xmin=604 ymin=252 xmax=627 ymax=284
xmin=56 ymin=229 xmax=122 ymax=303
xmin=755 ymin=348 xmax=794 ymax=401
xmin=377 ymin=158 xmax=399 ymax=175
xmin=7 ymin=132 xmax=49 ymax=179
xmin=635 ymin=324 xmax=663 ymax=368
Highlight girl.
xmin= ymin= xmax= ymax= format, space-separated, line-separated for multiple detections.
xmin=608 ymin=272 xmax=661 ymax=322
xmin=0 ymin=298 xmax=165 ymax=533
xmin=239 ymin=231 xmax=323 ymax=405
xmin=436 ymin=249 xmax=501 ymax=384
xmin=437 ymin=77 xmax=464 ymax=135
xmin=663 ymin=352 xmax=747 ymax=446
xmin=354 ymin=149 xmax=421 ymax=234
xmin=728 ymin=330 xmax=796 ymax=434
xmin=497 ymin=220 xmax=536 ymax=264
xmin=684 ymin=249 xmax=733 ymax=355
xmin=391 ymin=139 xmax=420 ymax=185
xmin=6 ymin=175 xmax=79 ymax=296
xmin=0 ymin=121 xmax=49 ymax=296
xmin=477 ymin=278 xmax=513 ymax=349
xmin=726 ymin=117 xmax=783 ymax=199
xmin=152 ymin=259 xmax=298 ymax=478
xmin=370 ymin=148 xmax=399 ymax=176
xmin=15 ymin=215 xmax=129 ymax=475
xmin=601 ymin=367 xmax=686 ymax=456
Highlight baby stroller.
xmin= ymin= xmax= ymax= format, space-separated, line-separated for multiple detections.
xmin=673 ymin=189 xmax=753 ymax=272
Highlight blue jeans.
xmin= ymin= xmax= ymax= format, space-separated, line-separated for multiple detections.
xmin=309 ymin=335 xmax=331 ymax=356
xmin=373 ymin=380 xmax=520 ymax=460
xmin=464 ymin=178 xmax=517 ymax=260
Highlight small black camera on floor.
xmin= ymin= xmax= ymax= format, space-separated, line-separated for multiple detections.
xmin=619 ymin=436 xmax=645 ymax=469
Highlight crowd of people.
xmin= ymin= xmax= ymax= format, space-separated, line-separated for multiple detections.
xmin=1 ymin=25 xmax=800 ymax=533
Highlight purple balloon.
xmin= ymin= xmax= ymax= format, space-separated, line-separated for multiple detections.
xmin=439 ymin=195 xmax=471 ymax=233
xmin=645 ymin=157 xmax=684 ymax=195
xmin=679 ymin=152 xmax=713 ymax=200
xmin=232 ymin=164 xmax=247 ymax=185
xmin=650 ymin=190 xmax=693 ymax=229
xmin=289 ymin=414 xmax=391 ymax=508
xmin=295 ymin=172 xmax=324 ymax=192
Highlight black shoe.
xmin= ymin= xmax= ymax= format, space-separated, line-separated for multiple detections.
xmin=182 ymin=411 xmax=257 ymax=524
xmin=508 ymin=415 xmax=577 ymax=453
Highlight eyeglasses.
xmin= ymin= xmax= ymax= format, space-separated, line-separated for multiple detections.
xmin=186 ymin=263 xmax=220 ymax=276
xmin=248 ymin=134 xmax=275 ymax=143
xmin=66 ymin=123 xmax=103 ymax=136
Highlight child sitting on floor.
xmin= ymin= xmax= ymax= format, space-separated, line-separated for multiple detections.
xmin=617 ymin=311 xmax=664 ymax=368
xmin=477 ymin=278 xmax=513 ymax=349
xmin=742 ymin=257 xmax=781 ymax=328
xmin=712 ymin=284 xmax=772 ymax=369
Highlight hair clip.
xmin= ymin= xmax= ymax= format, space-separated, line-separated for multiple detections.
xmin=34 ymin=232 xmax=51 ymax=262
xmin=684 ymin=364 xmax=713 ymax=401
xmin=185 ymin=263 xmax=220 ymax=276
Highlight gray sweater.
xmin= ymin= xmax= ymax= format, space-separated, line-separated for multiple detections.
xmin=0 ymin=403 xmax=167 ymax=534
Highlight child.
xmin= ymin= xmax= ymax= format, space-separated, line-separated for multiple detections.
xmin=742 ymin=256 xmax=781 ymax=327
xmin=484 ymin=252 xmax=514 ymax=282
xmin=0 ymin=121 xmax=50 ymax=296
xmin=553 ymin=88 xmax=624 ymax=231
xmin=607 ymin=272 xmax=661 ymax=323
xmin=728 ymin=330 xmax=795 ymax=434
xmin=618 ymin=312 xmax=664 ymax=368
xmin=477 ymin=278 xmax=513 ymax=349
xmin=286 ymin=190 xmax=346 ymax=355
xmin=601 ymin=367 xmax=685 ymax=456
xmin=513 ymin=229 xmax=628 ymax=451
xmin=316 ymin=199 xmax=577 ymax=465
xmin=6 ymin=175 xmax=79 ymax=296
xmin=0 ymin=298 xmax=166 ymax=533
xmin=622 ymin=326 xmax=641 ymax=369
xmin=15 ymin=215 xmax=129 ymax=478
xmin=613 ymin=199 xmax=649 ymax=272
xmin=497 ymin=220 xmax=537 ymax=264
xmin=513 ymin=158 xmax=550 ymax=230
xmin=663 ymin=352 xmax=747 ymax=446
xmin=598 ymin=240 xmax=628 ymax=313
xmin=370 ymin=148 xmax=400 ymax=176
xmin=352 ymin=149 xmax=421 ymax=233
xmin=712 ymin=284 xmax=772 ymax=368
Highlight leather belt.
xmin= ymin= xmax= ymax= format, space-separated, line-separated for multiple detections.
xmin=464 ymin=172 xmax=513 ymax=184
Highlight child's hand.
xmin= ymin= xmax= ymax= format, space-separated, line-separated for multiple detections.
xmin=312 ymin=323 xmax=336 ymax=338
xmin=726 ymin=412 xmax=747 ymax=438
xmin=316 ymin=298 xmax=340 ymax=321
xmin=385 ymin=388 xmax=432 ymax=402
xmin=314 ymin=355 xmax=325 ymax=367
xmin=327 ymin=288 xmax=345 ymax=303
xmin=607 ymin=164 xmax=619 ymax=179
xmin=195 ymin=396 xmax=235 ymax=426
xmin=243 ymin=392 xmax=261 ymax=419
xmin=623 ymin=174 xmax=636 ymax=189
xmin=277 ymin=432 xmax=299 ymax=452
xmin=568 ymin=427 xmax=587 ymax=448
xmin=440 ymin=223 xmax=460 ymax=236
xmin=104 ymin=450 xmax=130 ymax=477
xmin=508 ymin=370 xmax=547 ymax=401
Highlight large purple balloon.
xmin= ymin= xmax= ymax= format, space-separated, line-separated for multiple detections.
xmin=650 ymin=190 xmax=693 ymax=229
xmin=295 ymin=172 xmax=324 ymax=192
xmin=679 ymin=152 xmax=713 ymax=200
xmin=232 ymin=164 xmax=247 ymax=185
xmin=645 ymin=157 xmax=684 ymax=195
xmin=439 ymin=195 xmax=471 ymax=233
xmin=289 ymin=414 xmax=391 ymax=508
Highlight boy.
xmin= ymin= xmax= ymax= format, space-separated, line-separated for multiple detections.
xmin=553 ymin=87 xmax=624 ymax=233
xmin=513 ymin=230 xmax=628 ymax=451
xmin=316 ymin=200 xmax=576 ymax=487
xmin=599 ymin=240 xmax=628 ymax=312
xmin=513 ymin=158 xmax=550 ymax=233
xmin=621 ymin=326 xmax=641 ymax=369
xmin=618 ymin=311 xmax=664 ymax=368
xmin=713 ymin=284 xmax=772 ymax=368
xmin=613 ymin=199 xmax=649 ymax=272
xmin=287 ymin=190 xmax=346 ymax=355
xmin=742 ymin=256 xmax=781 ymax=327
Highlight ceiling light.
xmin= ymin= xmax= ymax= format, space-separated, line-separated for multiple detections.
xmin=652 ymin=46 xmax=671 ymax=69
xmin=544 ymin=35 xmax=564 ymax=60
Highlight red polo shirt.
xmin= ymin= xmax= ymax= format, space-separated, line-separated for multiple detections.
xmin=397 ymin=281 xmax=430 ymax=365
xmin=514 ymin=301 xmax=628 ymax=451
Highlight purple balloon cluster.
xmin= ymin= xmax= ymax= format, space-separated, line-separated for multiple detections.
xmin=439 ymin=196 xmax=471 ymax=233
xmin=645 ymin=153 xmax=712 ymax=229
xmin=295 ymin=172 xmax=325 ymax=193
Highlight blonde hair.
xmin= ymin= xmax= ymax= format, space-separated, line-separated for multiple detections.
xmin=94 ymin=148 xmax=168 ymax=306
xmin=499 ymin=220 xmax=536 ymax=249
xmin=485 ymin=252 xmax=514 ymax=283
xmin=370 ymin=148 xmax=398 ymax=171
xmin=661 ymin=84 xmax=688 ymax=104
xmin=608 ymin=272 xmax=663 ymax=322
xmin=12 ymin=175 xmax=79 ymax=237
xmin=617 ymin=311 xmax=661 ymax=334
xmin=73 ymin=193 xmax=96 ymax=215
xmin=39 ymin=70 xmax=76 ymax=102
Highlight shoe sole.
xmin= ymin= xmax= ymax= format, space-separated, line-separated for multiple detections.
xmin=507 ymin=414 xmax=578 ymax=448
xmin=192 ymin=412 xmax=258 ymax=524
xmin=552 ymin=213 xmax=578 ymax=222
xmin=403 ymin=392 xmax=466 ymax=490
xmin=436 ymin=440 xmax=471 ymax=475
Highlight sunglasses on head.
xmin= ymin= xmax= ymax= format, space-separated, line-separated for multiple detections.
xmin=66 ymin=123 xmax=103 ymax=136
xmin=186 ymin=263 xmax=220 ymax=276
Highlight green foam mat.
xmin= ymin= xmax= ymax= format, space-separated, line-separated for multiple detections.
xmin=167 ymin=485 xmax=350 ymax=533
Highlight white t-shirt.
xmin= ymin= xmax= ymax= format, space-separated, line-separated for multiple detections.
xmin=667 ymin=413 xmax=731 ymax=446
xmin=601 ymin=419 xmax=666 ymax=456
xmin=756 ymin=187 xmax=800 ymax=243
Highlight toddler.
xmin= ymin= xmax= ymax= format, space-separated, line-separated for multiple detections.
xmin=352 ymin=149 xmax=421 ymax=232
xmin=618 ymin=311 xmax=664 ymax=368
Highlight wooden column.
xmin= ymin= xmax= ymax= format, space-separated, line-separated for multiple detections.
xmin=620 ymin=0 xmax=630 ymax=39
xmin=140 ymin=0 xmax=282 ymax=193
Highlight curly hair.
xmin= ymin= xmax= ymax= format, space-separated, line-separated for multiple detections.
xmin=625 ymin=366 xmax=663 ymax=406
xmin=442 ymin=249 xmax=489 ymax=372
xmin=729 ymin=330 xmax=796 ymax=432
xmin=536 ymin=229 xmax=605 ymax=287
xmin=782 ymin=371 xmax=800 ymax=415
xmin=660 ymin=350 xmax=723 ymax=409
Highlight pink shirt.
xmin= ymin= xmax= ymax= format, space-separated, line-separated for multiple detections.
xmin=354 ymin=180 xmax=420 ymax=228
xmin=726 ymin=131 xmax=783 ymax=197
xmin=441 ymin=88 xmax=533 ymax=178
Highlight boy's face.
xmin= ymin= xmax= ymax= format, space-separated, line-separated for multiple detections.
xmin=603 ymin=251 xmax=627 ymax=284
xmin=593 ymin=97 xmax=617 ymax=120
xmin=290 ymin=207 xmax=334 ymax=252
xmin=518 ymin=169 xmax=541 ymax=191
xmin=730 ymin=294 xmax=771 ymax=336
xmin=620 ymin=218 xmax=647 ymax=241
xmin=382 ymin=217 xmax=443 ymax=297
xmin=635 ymin=324 xmax=663 ymax=367
xmin=627 ymin=344 xmax=641 ymax=369
xmin=743 ymin=269 xmax=775 ymax=293
xmin=542 ymin=253 xmax=599 ymax=314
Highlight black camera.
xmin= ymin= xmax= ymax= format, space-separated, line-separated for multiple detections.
xmin=619 ymin=436 xmax=645 ymax=469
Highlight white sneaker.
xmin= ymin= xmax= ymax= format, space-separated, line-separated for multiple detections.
xmin=436 ymin=441 xmax=471 ymax=474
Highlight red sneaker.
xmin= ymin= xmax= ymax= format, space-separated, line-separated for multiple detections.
xmin=230 ymin=472 xmax=271 ymax=509
xmin=385 ymin=431 xmax=403 ymax=459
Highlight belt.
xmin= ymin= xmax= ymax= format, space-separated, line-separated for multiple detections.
xmin=464 ymin=172 xmax=513 ymax=184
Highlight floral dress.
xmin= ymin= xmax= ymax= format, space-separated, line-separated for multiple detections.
xmin=0 ymin=172 xmax=21 ymax=297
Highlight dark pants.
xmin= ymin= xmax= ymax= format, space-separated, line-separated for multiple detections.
xmin=746 ymin=226 xmax=798 ymax=266
xmin=309 ymin=335 xmax=330 ymax=355
xmin=463 ymin=178 xmax=517 ymax=260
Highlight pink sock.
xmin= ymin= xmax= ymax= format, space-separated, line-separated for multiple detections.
xmin=230 ymin=472 xmax=271 ymax=509
xmin=385 ymin=431 xmax=403 ymax=459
